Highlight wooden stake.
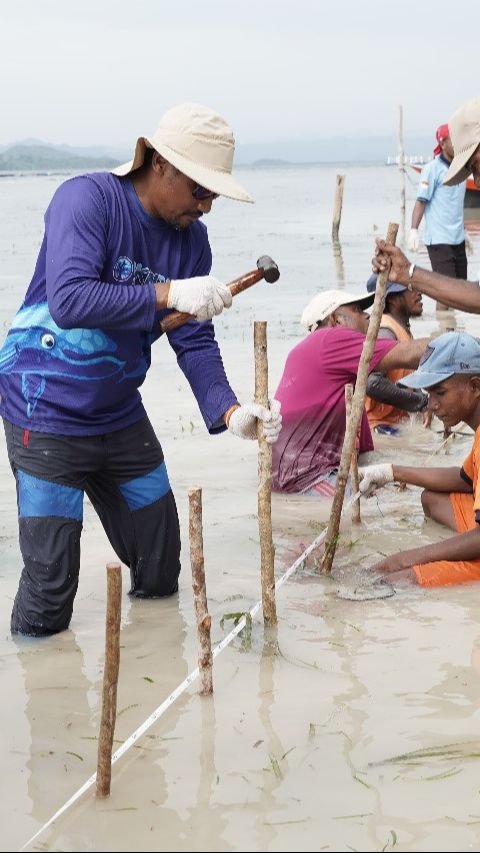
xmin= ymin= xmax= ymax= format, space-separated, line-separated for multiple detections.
xmin=321 ymin=222 xmax=399 ymax=573
xmin=96 ymin=562 xmax=122 ymax=798
xmin=331 ymin=174 xmax=345 ymax=242
xmin=345 ymin=384 xmax=361 ymax=524
xmin=254 ymin=321 xmax=277 ymax=626
xmin=424 ymin=425 xmax=459 ymax=463
xmin=398 ymin=105 xmax=406 ymax=237
xmin=188 ymin=486 xmax=213 ymax=695
xmin=332 ymin=239 xmax=345 ymax=285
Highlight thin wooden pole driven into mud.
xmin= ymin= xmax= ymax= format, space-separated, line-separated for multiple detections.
xmin=254 ymin=321 xmax=277 ymax=626
xmin=331 ymin=174 xmax=345 ymax=242
xmin=345 ymin=384 xmax=361 ymax=524
xmin=188 ymin=486 xmax=213 ymax=695
xmin=333 ymin=239 xmax=345 ymax=285
xmin=398 ymin=105 xmax=406 ymax=235
xmin=96 ymin=562 xmax=122 ymax=798
xmin=321 ymin=222 xmax=399 ymax=573
xmin=424 ymin=424 xmax=465 ymax=463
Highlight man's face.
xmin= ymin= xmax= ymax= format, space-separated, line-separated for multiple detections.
xmin=402 ymin=290 xmax=423 ymax=317
xmin=332 ymin=303 xmax=369 ymax=335
xmin=441 ymin=137 xmax=454 ymax=161
xmin=466 ymin=144 xmax=480 ymax=188
xmin=149 ymin=156 xmax=218 ymax=229
xmin=426 ymin=374 xmax=480 ymax=428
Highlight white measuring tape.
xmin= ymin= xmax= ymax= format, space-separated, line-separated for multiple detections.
xmin=19 ymin=491 xmax=360 ymax=851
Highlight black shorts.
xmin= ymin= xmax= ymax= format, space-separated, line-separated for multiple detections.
xmin=426 ymin=242 xmax=468 ymax=280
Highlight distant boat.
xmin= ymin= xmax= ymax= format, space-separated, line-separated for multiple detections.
xmin=385 ymin=154 xmax=426 ymax=166
xmin=410 ymin=163 xmax=480 ymax=208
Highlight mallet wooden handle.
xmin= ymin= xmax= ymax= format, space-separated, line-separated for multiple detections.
xmin=160 ymin=267 xmax=265 ymax=334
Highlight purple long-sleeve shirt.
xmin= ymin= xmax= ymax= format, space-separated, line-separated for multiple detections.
xmin=0 ymin=172 xmax=237 ymax=434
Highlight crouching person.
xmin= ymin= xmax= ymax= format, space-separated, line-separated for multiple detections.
xmin=360 ymin=331 xmax=480 ymax=587
xmin=272 ymin=289 xmax=428 ymax=496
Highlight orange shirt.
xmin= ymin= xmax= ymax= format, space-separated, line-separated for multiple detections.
xmin=413 ymin=428 xmax=480 ymax=587
xmin=365 ymin=315 xmax=412 ymax=428
xmin=459 ymin=426 xmax=480 ymax=522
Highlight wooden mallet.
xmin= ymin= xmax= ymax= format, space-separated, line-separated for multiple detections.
xmin=159 ymin=255 xmax=280 ymax=334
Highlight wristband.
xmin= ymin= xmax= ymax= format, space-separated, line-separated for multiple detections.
xmin=224 ymin=404 xmax=240 ymax=428
xmin=407 ymin=263 xmax=416 ymax=291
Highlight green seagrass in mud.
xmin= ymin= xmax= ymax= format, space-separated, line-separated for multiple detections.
xmin=220 ymin=611 xmax=253 ymax=651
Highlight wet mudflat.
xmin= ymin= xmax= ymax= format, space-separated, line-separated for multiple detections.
xmin=1 ymin=168 xmax=480 ymax=852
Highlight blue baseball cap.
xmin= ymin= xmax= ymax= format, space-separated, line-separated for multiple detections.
xmin=401 ymin=332 xmax=480 ymax=390
xmin=366 ymin=273 xmax=407 ymax=295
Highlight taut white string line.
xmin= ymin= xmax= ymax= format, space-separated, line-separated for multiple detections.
xmin=18 ymin=489 xmax=360 ymax=852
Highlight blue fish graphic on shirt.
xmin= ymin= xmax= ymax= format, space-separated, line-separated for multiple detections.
xmin=0 ymin=303 xmax=131 ymax=416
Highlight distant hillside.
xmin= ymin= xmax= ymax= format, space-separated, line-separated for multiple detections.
xmin=235 ymin=134 xmax=434 ymax=165
xmin=0 ymin=144 xmax=120 ymax=171
xmin=0 ymin=133 xmax=436 ymax=169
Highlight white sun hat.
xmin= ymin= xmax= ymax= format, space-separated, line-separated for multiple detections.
xmin=112 ymin=102 xmax=253 ymax=203
xmin=443 ymin=96 xmax=480 ymax=186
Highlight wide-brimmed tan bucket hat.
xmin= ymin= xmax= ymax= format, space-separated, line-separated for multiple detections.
xmin=112 ymin=102 xmax=253 ymax=203
xmin=443 ymin=96 xmax=480 ymax=186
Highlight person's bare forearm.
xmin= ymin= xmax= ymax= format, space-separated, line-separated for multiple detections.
xmin=376 ymin=338 xmax=429 ymax=372
xmin=382 ymin=528 xmax=480 ymax=570
xmin=411 ymin=199 xmax=426 ymax=229
xmin=409 ymin=267 xmax=480 ymax=312
xmin=391 ymin=465 xmax=469 ymax=492
xmin=373 ymin=241 xmax=480 ymax=312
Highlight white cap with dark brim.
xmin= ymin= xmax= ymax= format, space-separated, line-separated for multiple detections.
xmin=301 ymin=289 xmax=375 ymax=332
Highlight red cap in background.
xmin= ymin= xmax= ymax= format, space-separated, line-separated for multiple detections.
xmin=433 ymin=123 xmax=449 ymax=155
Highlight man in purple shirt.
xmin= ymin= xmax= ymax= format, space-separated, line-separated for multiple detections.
xmin=272 ymin=289 xmax=427 ymax=494
xmin=0 ymin=103 xmax=282 ymax=637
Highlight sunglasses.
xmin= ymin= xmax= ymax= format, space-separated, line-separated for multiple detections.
xmin=191 ymin=183 xmax=219 ymax=201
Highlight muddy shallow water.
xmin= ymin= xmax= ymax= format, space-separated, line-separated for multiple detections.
xmin=1 ymin=167 xmax=480 ymax=852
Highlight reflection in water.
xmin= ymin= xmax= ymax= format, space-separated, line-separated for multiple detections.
xmin=14 ymin=632 xmax=97 ymax=827
xmin=254 ymin=626 xmax=289 ymax=850
xmin=435 ymin=307 xmax=458 ymax=335
xmin=183 ymin=698 xmax=232 ymax=852
xmin=14 ymin=596 xmax=198 ymax=851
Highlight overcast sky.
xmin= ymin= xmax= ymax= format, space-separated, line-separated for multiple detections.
xmin=0 ymin=0 xmax=477 ymax=149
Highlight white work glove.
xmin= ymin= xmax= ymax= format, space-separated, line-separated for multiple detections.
xmin=167 ymin=275 xmax=232 ymax=322
xmin=465 ymin=235 xmax=474 ymax=257
xmin=358 ymin=463 xmax=394 ymax=497
xmin=408 ymin=228 xmax=420 ymax=252
xmin=228 ymin=399 xmax=282 ymax=443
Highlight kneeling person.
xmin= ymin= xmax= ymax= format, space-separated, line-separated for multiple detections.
xmin=360 ymin=331 xmax=480 ymax=587
xmin=365 ymin=274 xmax=427 ymax=436
xmin=272 ymin=289 xmax=428 ymax=495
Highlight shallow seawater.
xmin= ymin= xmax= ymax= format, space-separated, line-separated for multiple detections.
xmin=1 ymin=168 xmax=480 ymax=852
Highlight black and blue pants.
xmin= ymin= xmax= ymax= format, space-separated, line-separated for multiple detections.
xmin=3 ymin=416 xmax=181 ymax=637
